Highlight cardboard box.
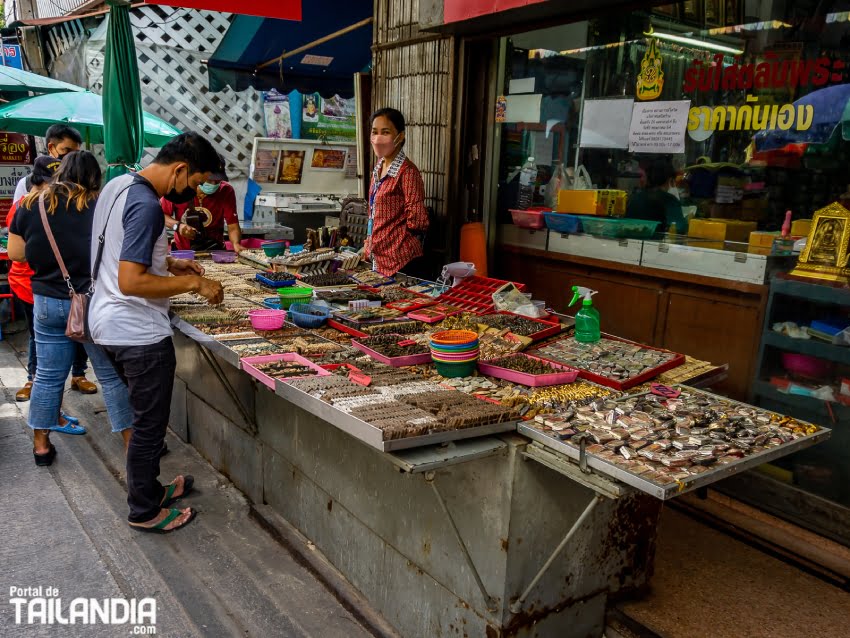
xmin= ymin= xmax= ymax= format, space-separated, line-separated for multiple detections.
xmin=749 ymin=230 xmax=780 ymax=249
xmin=557 ymin=189 xmax=627 ymax=216
xmin=688 ymin=218 xmax=757 ymax=243
xmin=791 ymin=219 xmax=812 ymax=236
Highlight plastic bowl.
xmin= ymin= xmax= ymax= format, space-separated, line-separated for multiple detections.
xmin=170 ymin=250 xmax=195 ymax=260
xmin=211 ymin=250 xmax=237 ymax=263
xmin=434 ymin=359 xmax=479 ymax=378
xmin=431 ymin=350 xmax=480 ymax=362
xmin=263 ymin=297 xmax=282 ymax=309
xmin=287 ymin=303 xmax=330 ymax=329
xmin=430 ymin=330 xmax=479 ymax=345
xmin=278 ymin=286 xmax=314 ymax=309
xmin=781 ymin=353 xmax=833 ymax=379
xmin=262 ymin=242 xmax=287 ymax=258
xmin=429 ymin=340 xmax=480 ymax=352
xmin=247 ymin=308 xmax=286 ymax=331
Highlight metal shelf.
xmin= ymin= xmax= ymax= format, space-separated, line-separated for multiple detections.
xmin=761 ymin=331 xmax=850 ymax=367
xmin=752 ymin=380 xmax=850 ymax=424
xmin=771 ymin=276 xmax=850 ymax=306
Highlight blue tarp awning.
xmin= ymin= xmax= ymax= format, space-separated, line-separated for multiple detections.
xmin=207 ymin=2 xmax=372 ymax=97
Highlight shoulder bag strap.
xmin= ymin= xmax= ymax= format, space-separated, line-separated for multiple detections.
xmin=90 ymin=183 xmax=134 ymax=289
xmin=38 ymin=193 xmax=75 ymax=296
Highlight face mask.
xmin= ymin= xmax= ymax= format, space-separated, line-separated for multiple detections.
xmin=371 ymin=133 xmax=401 ymax=159
xmin=667 ymin=186 xmax=680 ymax=200
xmin=199 ymin=182 xmax=220 ymax=195
xmin=164 ymin=169 xmax=196 ymax=204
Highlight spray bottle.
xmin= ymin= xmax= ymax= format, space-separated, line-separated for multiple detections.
xmin=569 ymin=286 xmax=600 ymax=343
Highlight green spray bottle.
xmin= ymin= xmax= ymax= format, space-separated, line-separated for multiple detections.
xmin=569 ymin=286 xmax=600 ymax=343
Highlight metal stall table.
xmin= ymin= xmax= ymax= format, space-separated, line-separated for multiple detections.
xmin=169 ymin=324 xmax=829 ymax=638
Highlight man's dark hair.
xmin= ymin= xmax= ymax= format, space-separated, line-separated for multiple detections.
xmin=45 ymin=124 xmax=83 ymax=146
xmin=370 ymin=108 xmax=406 ymax=147
xmin=646 ymin=158 xmax=676 ymax=189
xmin=153 ymin=132 xmax=221 ymax=175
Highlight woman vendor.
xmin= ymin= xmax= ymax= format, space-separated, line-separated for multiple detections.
xmin=162 ymin=153 xmax=244 ymax=253
xmin=364 ymin=108 xmax=430 ymax=277
xmin=625 ymin=158 xmax=687 ymax=234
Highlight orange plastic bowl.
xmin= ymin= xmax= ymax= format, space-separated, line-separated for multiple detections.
xmin=430 ymin=329 xmax=479 ymax=345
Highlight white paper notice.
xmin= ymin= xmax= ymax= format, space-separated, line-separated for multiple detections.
xmin=579 ymin=99 xmax=633 ymax=149
xmin=628 ymin=100 xmax=691 ymax=154
xmin=505 ymin=94 xmax=542 ymax=123
xmin=509 ymin=77 xmax=535 ymax=94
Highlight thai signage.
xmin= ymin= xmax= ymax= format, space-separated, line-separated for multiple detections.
xmin=443 ymin=0 xmax=546 ymax=24
xmin=636 ymin=38 xmax=664 ymax=101
xmin=0 ymin=133 xmax=33 ymax=165
xmin=684 ymin=53 xmax=839 ymax=135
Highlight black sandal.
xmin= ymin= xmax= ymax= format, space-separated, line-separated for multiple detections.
xmin=129 ymin=508 xmax=196 ymax=534
xmin=160 ymin=475 xmax=194 ymax=507
xmin=34 ymin=444 xmax=56 ymax=467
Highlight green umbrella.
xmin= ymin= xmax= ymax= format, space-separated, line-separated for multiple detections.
xmin=103 ymin=0 xmax=144 ymax=182
xmin=0 ymin=66 xmax=86 ymax=94
xmin=0 ymin=91 xmax=180 ymax=148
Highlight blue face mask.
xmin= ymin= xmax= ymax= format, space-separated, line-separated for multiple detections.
xmin=199 ymin=182 xmax=220 ymax=195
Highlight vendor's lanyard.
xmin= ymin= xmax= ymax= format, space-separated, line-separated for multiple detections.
xmin=368 ymin=165 xmax=389 ymax=272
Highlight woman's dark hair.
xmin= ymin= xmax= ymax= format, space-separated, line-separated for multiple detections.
xmin=371 ymin=108 xmax=406 ymax=133
xmin=24 ymin=150 xmax=101 ymax=213
xmin=154 ymin=131 xmax=221 ymax=176
xmin=646 ymin=158 xmax=676 ymax=189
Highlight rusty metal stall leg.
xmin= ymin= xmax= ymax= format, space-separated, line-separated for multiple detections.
xmin=424 ymin=470 xmax=499 ymax=612
xmin=509 ymin=494 xmax=604 ymax=615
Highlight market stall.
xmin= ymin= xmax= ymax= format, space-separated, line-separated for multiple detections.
xmin=166 ymin=252 xmax=828 ymax=637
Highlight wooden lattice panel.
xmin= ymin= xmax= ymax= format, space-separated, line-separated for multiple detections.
xmin=78 ymin=5 xmax=265 ymax=177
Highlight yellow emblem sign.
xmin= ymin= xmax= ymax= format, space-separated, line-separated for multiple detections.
xmin=636 ymin=37 xmax=664 ymax=101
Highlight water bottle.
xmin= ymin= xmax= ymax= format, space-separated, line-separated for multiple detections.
xmin=517 ymin=157 xmax=536 ymax=210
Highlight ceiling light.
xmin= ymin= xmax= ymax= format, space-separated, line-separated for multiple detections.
xmin=650 ymin=31 xmax=743 ymax=55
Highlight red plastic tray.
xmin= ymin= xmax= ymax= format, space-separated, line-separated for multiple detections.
xmin=434 ymin=292 xmax=492 ymax=314
xmin=351 ymin=336 xmax=433 ymax=367
xmin=407 ymin=308 xmax=446 ymax=323
xmin=477 ymin=354 xmax=579 ymax=387
xmin=456 ymin=276 xmax=527 ymax=293
xmin=385 ymin=297 xmax=436 ymax=312
xmin=241 ymin=353 xmax=330 ymax=389
xmin=327 ymin=318 xmax=369 ymax=339
xmin=530 ymin=334 xmax=685 ymax=391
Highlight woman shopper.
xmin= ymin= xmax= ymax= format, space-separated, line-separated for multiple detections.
xmin=7 ymin=151 xmax=133 ymax=466
xmin=363 ymin=108 xmax=430 ymax=278
xmin=7 ymin=156 xmax=97 ymax=402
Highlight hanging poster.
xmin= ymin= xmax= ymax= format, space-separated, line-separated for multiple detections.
xmin=311 ymin=148 xmax=347 ymax=170
xmin=263 ymin=90 xmax=293 ymax=139
xmin=301 ymin=93 xmax=357 ymax=142
xmin=629 ymin=100 xmax=690 ymax=154
xmin=253 ymin=149 xmax=279 ymax=183
xmin=277 ymin=150 xmax=306 ymax=184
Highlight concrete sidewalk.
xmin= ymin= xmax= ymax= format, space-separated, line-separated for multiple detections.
xmin=0 ymin=332 xmax=387 ymax=638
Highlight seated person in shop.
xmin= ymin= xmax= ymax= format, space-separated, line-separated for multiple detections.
xmin=161 ymin=153 xmax=244 ymax=253
xmin=625 ymin=158 xmax=687 ymax=235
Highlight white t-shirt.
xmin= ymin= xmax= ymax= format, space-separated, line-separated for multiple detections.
xmin=13 ymin=176 xmax=28 ymax=204
xmin=89 ymin=174 xmax=172 ymax=347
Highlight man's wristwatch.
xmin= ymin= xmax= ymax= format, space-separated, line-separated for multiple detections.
xmin=170 ymin=220 xmax=180 ymax=232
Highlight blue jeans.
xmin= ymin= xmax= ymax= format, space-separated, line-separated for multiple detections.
xmin=29 ymin=294 xmax=133 ymax=433
xmin=19 ymin=297 xmax=87 ymax=381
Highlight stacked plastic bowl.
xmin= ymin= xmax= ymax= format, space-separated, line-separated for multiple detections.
xmin=430 ymin=330 xmax=480 ymax=378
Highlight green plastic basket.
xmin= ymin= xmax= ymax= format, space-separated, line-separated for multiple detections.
xmin=278 ymin=285 xmax=313 ymax=309
xmin=434 ymin=358 xmax=478 ymax=378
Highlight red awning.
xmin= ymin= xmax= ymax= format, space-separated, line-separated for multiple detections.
xmin=144 ymin=0 xmax=301 ymax=21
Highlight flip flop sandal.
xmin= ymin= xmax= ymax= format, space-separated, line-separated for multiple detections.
xmin=47 ymin=422 xmax=87 ymax=435
xmin=61 ymin=413 xmax=79 ymax=425
xmin=130 ymin=508 xmax=196 ymax=535
xmin=34 ymin=444 xmax=57 ymax=467
xmin=160 ymin=475 xmax=194 ymax=507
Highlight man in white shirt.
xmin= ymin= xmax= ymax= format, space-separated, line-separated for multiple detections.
xmin=12 ymin=124 xmax=83 ymax=203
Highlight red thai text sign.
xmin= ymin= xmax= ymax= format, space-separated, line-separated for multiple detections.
xmin=145 ymin=0 xmax=301 ymax=21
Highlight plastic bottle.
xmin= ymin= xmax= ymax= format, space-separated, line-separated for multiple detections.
xmin=517 ymin=157 xmax=536 ymax=210
xmin=569 ymin=286 xmax=600 ymax=343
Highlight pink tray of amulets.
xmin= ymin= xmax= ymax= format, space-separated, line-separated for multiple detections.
xmin=240 ymin=353 xmax=330 ymax=389
xmin=477 ymin=353 xmax=579 ymax=387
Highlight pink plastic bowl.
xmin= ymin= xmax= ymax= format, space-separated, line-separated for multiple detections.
xmin=781 ymin=353 xmax=833 ymax=379
xmin=248 ymin=308 xmax=286 ymax=331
